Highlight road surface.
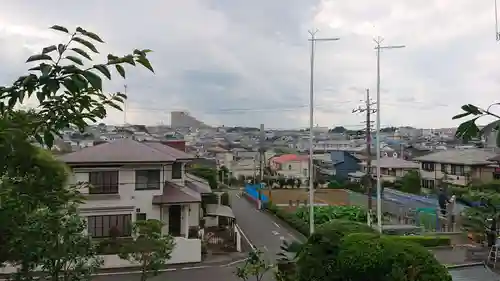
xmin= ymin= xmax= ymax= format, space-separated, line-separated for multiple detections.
xmin=229 ymin=190 xmax=304 ymax=260
xmin=92 ymin=264 xmax=276 ymax=281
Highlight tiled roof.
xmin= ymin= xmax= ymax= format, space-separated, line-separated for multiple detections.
xmin=368 ymin=158 xmax=420 ymax=169
xmin=271 ymin=154 xmax=308 ymax=164
xmin=152 ymin=181 xmax=201 ymax=204
xmin=413 ymin=149 xmax=497 ymax=165
xmin=58 ymin=138 xmax=194 ymax=164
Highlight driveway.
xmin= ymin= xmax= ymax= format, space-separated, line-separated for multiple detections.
xmin=229 ymin=190 xmax=305 ymax=260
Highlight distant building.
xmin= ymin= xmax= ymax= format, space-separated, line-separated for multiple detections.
xmin=170 ymin=111 xmax=211 ymax=129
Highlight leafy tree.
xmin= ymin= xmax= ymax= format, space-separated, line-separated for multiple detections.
xmin=190 ymin=166 xmax=218 ymax=189
xmin=453 ymin=103 xmax=500 ymax=145
xmin=398 ymin=170 xmax=421 ymax=194
xmin=119 ymin=219 xmax=175 ymax=281
xmin=13 ymin=203 xmax=102 ymax=281
xmin=286 ymin=178 xmax=295 ymax=188
xmin=235 ymin=249 xmax=273 ymax=281
xmin=296 ymin=179 xmax=302 ymax=188
xmin=329 ymin=126 xmax=346 ymax=133
xmin=218 ymin=165 xmax=229 ymax=183
xmin=0 ymin=25 xmax=154 ymax=278
xmin=278 ymin=177 xmax=286 ymax=188
xmin=0 ymin=25 xmax=154 ymax=147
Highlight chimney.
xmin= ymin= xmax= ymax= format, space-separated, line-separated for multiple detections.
xmin=162 ymin=140 xmax=186 ymax=152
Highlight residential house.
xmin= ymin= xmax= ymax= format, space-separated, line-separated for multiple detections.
xmin=269 ymin=154 xmax=309 ymax=180
xmin=360 ymin=157 xmax=419 ymax=183
xmin=59 ymin=138 xmax=214 ymax=264
xmin=315 ymin=151 xmax=361 ymax=180
xmin=413 ymin=149 xmax=497 ymax=188
xmin=230 ymin=158 xmax=258 ymax=179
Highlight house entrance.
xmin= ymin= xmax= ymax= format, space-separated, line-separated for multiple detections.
xmin=169 ymin=205 xmax=182 ymax=236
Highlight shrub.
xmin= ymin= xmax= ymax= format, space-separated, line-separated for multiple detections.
xmin=316 ymin=219 xmax=376 ymax=236
xmin=389 ymin=235 xmax=451 ymax=247
xmin=294 ymin=205 xmax=369 ymax=225
xmin=334 ymin=233 xmax=451 ymax=281
xmin=297 ymin=232 xmax=451 ymax=281
xmin=267 ymin=203 xmax=309 ymax=236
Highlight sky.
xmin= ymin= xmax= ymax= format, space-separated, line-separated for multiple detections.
xmin=0 ymin=0 xmax=499 ymax=129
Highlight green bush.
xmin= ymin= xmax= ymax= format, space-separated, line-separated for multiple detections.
xmin=316 ymin=219 xmax=376 ymax=236
xmin=334 ymin=233 xmax=451 ymax=281
xmin=389 ymin=235 xmax=451 ymax=247
xmin=294 ymin=205 xmax=369 ymax=224
xmin=297 ymin=232 xmax=451 ymax=281
xmin=267 ymin=203 xmax=309 ymax=236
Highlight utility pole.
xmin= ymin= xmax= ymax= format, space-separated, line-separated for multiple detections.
xmin=495 ymin=0 xmax=500 ymax=41
xmin=307 ymin=29 xmax=340 ymax=234
xmin=352 ymin=89 xmax=376 ymax=226
xmin=258 ymin=124 xmax=266 ymax=209
xmin=374 ymin=36 xmax=405 ymax=233
xmin=123 ymin=84 xmax=128 ymax=125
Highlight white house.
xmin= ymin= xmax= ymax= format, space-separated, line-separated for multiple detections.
xmin=58 ymin=138 xmax=214 ymax=264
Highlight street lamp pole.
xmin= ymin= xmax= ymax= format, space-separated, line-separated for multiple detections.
xmin=374 ymin=36 xmax=405 ymax=233
xmin=308 ymin=29 xmax=340 ymax=234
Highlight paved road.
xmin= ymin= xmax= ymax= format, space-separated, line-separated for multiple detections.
xmin=92 ymin=265 xmax=275 ymax=281
xmin=229 ymin=190 xmax=304 ymax=261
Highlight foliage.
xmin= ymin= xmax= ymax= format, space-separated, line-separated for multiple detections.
xmin=333 ymin=233 xmax=451 ymax=281
xmin=286 ymin=178 xmax=295 ymax=188
xmin=0 ymin=25 xmax=154 ymax=279
xmin=278 ymin=177 xmax=286 ymax=188
xmin=453 ymin=103 xmax=500 ymax=145
xmin=296 ymin=179 xmax=302 ymax=188
xmin=388 ymin=235 xmax=451 ymax=247
xmin=266 ymin=204 xmax=309 ymax=236
xmin=218 ymin=166 xmax=229 ymax=183
xmin=11 ymin=203 xmax=102 ymax=281
xmin=235 ymin=249 xmax=273 ymax=281
xmin=294 ymin=205 xmax=370 ymax=225
xmin=119 ymin=219 xmax=175 ymax=281
xmin=190 ymin=166 xmax=218 ymax=190
xmin=297 ymin=231 xmax=451 ymax=281
xmin=394 ymin=170 xmax=421 ymax=194
xmin=0 ymin=25 xmax=154 ymax=147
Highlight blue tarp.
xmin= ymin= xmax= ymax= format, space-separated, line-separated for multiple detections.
xmin=245 ymin=184 xmax=269 ymax=202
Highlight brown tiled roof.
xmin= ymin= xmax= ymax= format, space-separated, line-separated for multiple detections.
xmin=59 ymin=138 xmax=194 ymax=164
xmin=152 ymin=181 xmax=201 ymax=204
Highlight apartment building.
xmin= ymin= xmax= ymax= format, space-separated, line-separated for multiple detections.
xmin=413 ymin=149 xmax=497 ymax=188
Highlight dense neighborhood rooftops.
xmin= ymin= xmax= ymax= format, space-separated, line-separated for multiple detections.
xmin=413 ymin=149 xmax=497 ymax=165
xmin=59 ymin=138 xmax=194 ymax=164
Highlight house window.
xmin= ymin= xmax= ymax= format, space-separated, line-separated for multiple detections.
xmin=136 ymin=213 xmax=147 ymax=221
xmin=421 ymin=162 xmax=435 ymax=172
xmin=172 ymin=162 xmax=182 ymax=179
xmin=288 ymin=165 xmax=292 ymax=170
xmin=135 ymin=170 xmax=161 ymax=190
xmin=87 ymin=214 xmax=132 ymax=238
xmin=303 ymin=168 xmax=307 ymax=176
xmin=450 ymin=165 xmax=465 ymax=176
xmin=89 ymin=171 xmax=119 ymax=194
xmin=421 ymin=179 xmax=435 ymax=189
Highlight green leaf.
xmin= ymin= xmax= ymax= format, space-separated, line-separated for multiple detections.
xmin=142 ymin=49 xmax=153 ymax=53
xmin=36 ymin=91 xmax=46 ymax=103
xmin=58 ymin=44 xmax=66 ymax=54
xmin=461 ymin=104 xmax=482 ymax=115
xmin=71 ymin=48 xmax=92 ymax=60
xmin=452 ymin=112 xmax=471 ymax=120
xmin=455 ymin=118 xmax=480 ymax=140
xmin=42 ymin=45 xmax=57 ymax=54
xmin=50 ymin=25 xmax=69 ymax=33
xmin=115 ymin=65 xmax=126 ymax=78
xmin=76 ymin=27 xmax=104 ymax=43
xmin=82 ymin=70 xmax=103 ymax=90
xmin=26 ymin=54 xmax=52 ymax=63
xmin=43 ymin=131 xmax=55 ymax=148
xmin=65 ymin=56 xmax=84 ymax=66
xmin=123 ymin=55 xmax=136 ymax=66
xmin=136 ymin=56 xmax=154 ymax=73
xmin=94 ymin=65 xmax=111 ymax=79
xmin=73 ymin=37 xmax=99 ymax=53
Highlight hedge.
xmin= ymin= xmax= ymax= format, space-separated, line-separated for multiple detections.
xmin=389 ymin=235 xmax=451 ymax=247
xmin=267 ymin=203 xmax=310 ymax=236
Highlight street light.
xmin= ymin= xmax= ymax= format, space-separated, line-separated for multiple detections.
xmin=308 ymin=29 xmax=340 ymax=234
xmin=374 ymin=37 xmax=405 ymax=233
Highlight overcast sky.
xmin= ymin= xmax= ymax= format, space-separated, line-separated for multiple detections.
xmin=1 ymin=0 xmax=499 ymax=129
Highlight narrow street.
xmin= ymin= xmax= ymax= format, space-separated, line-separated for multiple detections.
xmin=229 ymin=190 xmax=304 ymax=260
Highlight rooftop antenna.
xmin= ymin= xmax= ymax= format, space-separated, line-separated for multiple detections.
xmin=496 ymin=0 xmax=500 ymax=41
